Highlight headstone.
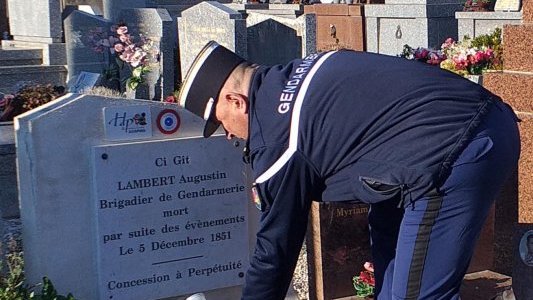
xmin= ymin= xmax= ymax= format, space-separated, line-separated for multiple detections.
xmin=64 ymin=11 xmax=112 ymax=83
xmin=456 ymin=11 xmax=522 ymax=40
xmin=365 ymin=3 xmax=462 ymax=56
xmin=102 ymin=0 xmax=146 ymax=22
xmin=7 ymin=0 xmax=63 ymax=43
xmin=307 ymin=202 xmax=372 ymax=300
xmin=246 ymin=12 xmax=316 ymax=65
xmin=118 ymin=8 xmax=175 ymax=101
xmin=494 ymin=0 xmax=522 ymax=12
xmin=67 ymin=71 xmax=102 ymax=93
xmin=304 ymin=4 xmax=365 ymax=52
xmin=63 ymin=0 xmax=104 ymax=15
xmin=16 ymin=93 xmax=260 ymax=299
xmin=0 ymin=122 xmax=18 ymax=219
xmin=178 ymin=1 xmax=247 ymax=79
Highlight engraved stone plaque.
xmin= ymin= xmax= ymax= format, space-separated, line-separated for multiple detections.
xmin=93 ymin=136 xmax=249 ymax=300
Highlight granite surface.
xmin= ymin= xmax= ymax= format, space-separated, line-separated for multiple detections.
xmin=523 ymin=0 xmax=533 ymax=23
xmin=517 ymin=113 xmax=533 ymax=224
xmin=178 ymin=1 xmax=246 ymax=78
xmin=503 ymin=24 xmax=533 ymax=72
xmin=484 ymin=72 xmax=533 ymax=112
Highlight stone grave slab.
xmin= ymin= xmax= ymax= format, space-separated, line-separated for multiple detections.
xmin=246 ymin=12 xmax=316 ymax=65
xmin=15 ymin=94 xmax=260 ymax=299
xmin=7 ymin=0 xmax=63 ymax=43
xmin=64 ymin=11 xmax=112 ymax=83
xmin=178 ymin=1 xmax=247 ymax=79
xmin=118 ymin=8 xmax=175 ymax=101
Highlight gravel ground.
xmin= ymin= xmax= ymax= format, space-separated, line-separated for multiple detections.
xmin=292 ymin=242 xmax=309 ymax=300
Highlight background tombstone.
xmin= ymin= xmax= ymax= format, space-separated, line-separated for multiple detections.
xmin=64 ymin=11 xmax=112 ymax=84
xmin=16 ymin=93 xmax=260 ymax=299
xmin=304 ymin=4 xmax=366 ymax=52
xmin=6 ymin=0 xmax=62 ymax=43
xmin=102 ymin=0 xmax=146 ymax=22
xmin=307 ymin=202 xmax=372 ymax=300
xmin=365 ymin=2 xmax=462 ymax=56
xmin=246 ymin=12 xmax=316 ymax=65
xmin=456 ymin=10 xmax=522 ymax=39
xmin=178 ymin=1 xmax=247 ymax=79
xmin=63 ymin=0 xmax=104 ymax=15
xmin=118 ymin=8 xmax=175 ymax=100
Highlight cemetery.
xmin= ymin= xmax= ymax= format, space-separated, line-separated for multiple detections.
xmin=0 ymin=0 xmax=531 ymax=299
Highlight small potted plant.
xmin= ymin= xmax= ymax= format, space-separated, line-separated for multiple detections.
xmin=353 ymin=262 xmax=375 ymax=299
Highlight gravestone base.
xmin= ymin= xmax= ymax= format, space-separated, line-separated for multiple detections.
xmin=1 ymin=40 xmax=66 ymax=65
xmin=460 ymin=270 xmax=513 ymax=300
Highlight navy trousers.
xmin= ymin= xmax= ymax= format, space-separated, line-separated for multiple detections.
xmin=368 ymin=100 xmax=520 ymax=300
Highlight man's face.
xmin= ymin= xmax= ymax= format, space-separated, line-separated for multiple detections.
xmin=214 ymin=93 xmax=249 ymax=140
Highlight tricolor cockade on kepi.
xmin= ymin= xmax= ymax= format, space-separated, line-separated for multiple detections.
xmin=178 ymin=41 xmax=245 ymax=138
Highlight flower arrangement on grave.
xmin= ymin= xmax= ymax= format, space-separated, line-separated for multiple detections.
xmin=85 ymin=24 xmax=159 ymax=91
xmin=164 ymin=85 xmax=181 ymax=104
xmin=353 ymin=262 xmax=375 ymax=298
xmin=399 ymin=27 xmax=502 ymax=77
xmin=111 ymin=24 xmax=159 ymax=90
xmin=0 ymin=84 xmax=66 ymax=122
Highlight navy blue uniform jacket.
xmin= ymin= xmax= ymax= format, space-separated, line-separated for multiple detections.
xmin=242 ymin=50 xmax=498 ymax=299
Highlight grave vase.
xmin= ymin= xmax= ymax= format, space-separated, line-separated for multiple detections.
xmin=124 ymin=70 xmax=159 ymax=100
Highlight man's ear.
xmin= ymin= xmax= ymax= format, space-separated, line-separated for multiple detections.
xmin=225 ymin=92 xmax=248 ymax=113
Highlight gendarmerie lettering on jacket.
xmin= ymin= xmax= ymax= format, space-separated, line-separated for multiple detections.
xmin=277 ymin=53 xmax=321 ymax=114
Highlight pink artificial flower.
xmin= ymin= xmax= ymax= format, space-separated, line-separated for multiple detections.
xmin=119 ymin=34 xmax=131 ymax=44
xmin=484 ymin=48 xmax=494 ymax=60
xmin=414 ymin=48 xmax=430 ymax=60
xmin=441 ymin=38 xmax=455 ymax=49
xmin=452 ymin=55 xmax=468 ymax=70
xmin=474 ymin=51 xmax=485 ymax=63
xmin=364 ymin=262 xmax=374 ymax=273
xmin=116 ymin=26 xmax=128 ymax=35
xmin=165 ymin=95 xmax=177 ymax=103
xmin=114 ymin=43 xmax=125 ymax=53
xmin=427 ymin=52 xmax=444 ymax=65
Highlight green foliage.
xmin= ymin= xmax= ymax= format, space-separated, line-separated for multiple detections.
xmin=0 ymin=242 xmax=76 ymax=300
